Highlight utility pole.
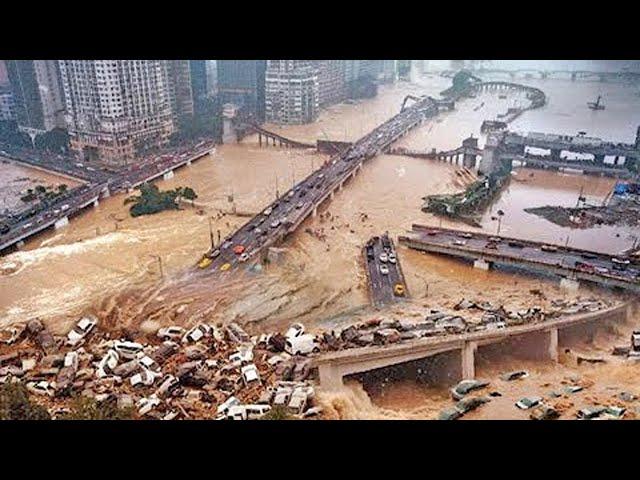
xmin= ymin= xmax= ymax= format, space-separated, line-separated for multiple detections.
xmin=275 ymin=175 xmax=279 ymax=200
xmin=217 ymin=229 xmax=221 ymax=247
xmin=575 ymin=185 xmax=585 ymax=208
xmin=209 ymin=217 xmax=215 ymax=250
xmin=157 ymin=256 xmax=164 ymax=279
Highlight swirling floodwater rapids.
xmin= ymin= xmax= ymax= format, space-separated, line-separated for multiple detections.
xmin=2 ymin=74 xmax=640 ymax=419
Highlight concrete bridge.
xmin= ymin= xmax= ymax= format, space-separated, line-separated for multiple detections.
xmin=467 ymin=68 xmax=640 ymax=83
xmin=0 ymin=184 xmax=107 ymax=253
xmin=0 ymin=143 xmax=216 ymax=254
xmin=399 ymin=225 xmax=640 ymax=293
xmin=502 ymin=130 xmax=640 ymax=171
xmin=240 ymin=122 xmax=316 ymax=149
xmin=390 ymin=136 xmax=483 ymax=169
xmin=314 ymin=300 xmax=636 ymax=390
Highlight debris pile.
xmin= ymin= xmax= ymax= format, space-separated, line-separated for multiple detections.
xmin=0 ymin=317 xmax=321 ymax=420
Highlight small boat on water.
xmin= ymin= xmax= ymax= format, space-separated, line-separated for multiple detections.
xmin=587 ymin=96 xmax=605 ymax=110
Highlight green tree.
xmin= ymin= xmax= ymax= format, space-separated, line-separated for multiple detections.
xmin=0 ymin=383 xmax=51 ymax=420
xmin=62 ymin=397 xmax=134 ymax=420
xmin=58 ymin=184 xmax=68 ymax=194
xmin=260 ymin=406 xmax=293 ymax=420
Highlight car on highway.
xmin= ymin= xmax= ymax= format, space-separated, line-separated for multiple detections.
xmin=458 ymin=232 xmax=473 ymax=239
xmin=485 ymin=241 xmax=499 ymax=250
xmin=379 ymin=252 xmax=388 ymax=263
xmin=612 ymin=257 xmax=630 ymax=267
xmin=239 ymin=253 xmax=249 ymax=262
xmin=208 ymin=249 xmax=220 ymax=259
xmin=220 ymin=263 xmax=231 ymax=271
xmin=233 ymin=245 xmax=245 ymax=255
xmin=541 ymin=244 xmax=558 ymax=252
xmin=508 ymin=241 xmax=525 ymax=248
xmin=263 ymin=207 xmax=273 ymax=216
xmin=296 ymin=202 xmax=304 ymax=209
xmin=270 ymin=220 xmax=280 ymax=228
xmin=388 ymin=252 xmax=397 ymax=264
xmin=379 ymin=264 xmax=390 ymax=275
xmin=222 ymin=240 xmax=232 ymax=249
xmin=452 ymin=240 xmax=466 ymax=246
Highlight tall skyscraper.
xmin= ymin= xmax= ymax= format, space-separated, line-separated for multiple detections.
xmin=189 ymin=60 xmax=209 ymax=116
xmin=316 ymin=60 xmax=346 ymax=107
xmin=166 ymin=60 xmax=194 ymax=131
xmin=59 ymin=60 xmax=174 ymax=165
xmin=0 ymin=84 xmax=15 ymax=121
xmin=217 ymin=60 xmax=267 ymax=121
xmin=5 ymin=60 xmax=65 ymax=135
xmin=265 ymin=60 xmax=319 ymax=125
xmin=0 ymin=61 xmax=8 ymax=86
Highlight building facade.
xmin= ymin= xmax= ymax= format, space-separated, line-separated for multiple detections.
xmin=265 ymin=60 xmax=319 ymax=125
xmin=5 ymin=60 xmax=66 ymax=135
xmin=0 ymin=84 xmax=15 ymax=121
xmin=217 ymin=60 xmax=267 ymax=122
xmin=59 ymin=60 xmax=174 ymax=165
xmin=315 ymin=60 xmax=346 ymax=107
xmin=166 ymin=60 xmax=194 ymax=131
xmin=189 ymin=60 xmax=208 ymax=116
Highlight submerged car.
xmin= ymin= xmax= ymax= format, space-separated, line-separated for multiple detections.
xmin=67 ymin=316 xmax=98 ymax=347
xmin=451 ymin=379 xmax=490 ymax=400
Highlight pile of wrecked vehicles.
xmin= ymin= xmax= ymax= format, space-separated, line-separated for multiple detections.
xmin=0 ymin=317 xmax=324 ymax=420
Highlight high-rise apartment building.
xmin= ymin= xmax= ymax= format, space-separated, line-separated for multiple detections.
xmin=217 ymin=60 xmax=267 ymax=121
xmin=59 ymin=60 xmax=174 ymax=164
xmin=0 ymin=61 xmax=8 ymax=86
xmin=0 ymin=84 xmax=15 ymax=121
xmin=265 ymin=60 xmax=319 ymax=125
xmin=5 ymin=60 xmax=65 ymax=135
xmin=166 ymin=60 xmax=194 ymax=131
xmin=189 ymin=60 xmax=209 ymax=116
xmin=316 ymin=60 xmax=346 ymax=107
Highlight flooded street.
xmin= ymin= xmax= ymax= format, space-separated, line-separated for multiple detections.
xmin=1 ymin=72 xmax=639 ymax=419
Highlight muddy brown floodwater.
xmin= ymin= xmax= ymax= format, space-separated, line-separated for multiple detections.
xmin=1 ymin=75 xmax=639 ymax=419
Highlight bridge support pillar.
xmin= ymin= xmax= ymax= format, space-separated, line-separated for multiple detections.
xmin=101 ymin=188 xmax=110 ymax=199
xmin=318 ymin=364 xmax=344 ymax=391
xmin=312 ymin=207 xmax=318 ymax=218
xmin=93 ymin=200 xmax=99 ymax=208
xmin=560 ymin=277 xmax=580 ymax=292
xmin=463 ymin=153 xmax=476 ymax=169
xmin=187 ymin=159 xmax=192 ymax=166
xmin=54 ymin=216 xmax=69 ymax=230
xmin=462 ymin=341 xmax=477 ymax=379
xmin=163 ymin=170 xmax=175 ymax=181
xmin=473 ymin=259 xmax=491 ymax=271
xmin=330 ymin=191 xmax=334 ymax=200
xmin=16 ymin=240 xmax=24 ymax=249
xmin=550 ymin=149 xmax=562 ymax=161
xmin=548 ymin=328 xmax=559 ymax=362
xmin=594 ymin=154 xmax=605 ymax=164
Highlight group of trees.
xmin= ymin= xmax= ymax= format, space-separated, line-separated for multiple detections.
xmin=125 ymin=183 xmax=198 ymax=217
xmin=0 ymin=383 xmax=132 ymax=420
xmin=0 ymin=120 xmax=70 ymax=153
xmin=20 ymin=183 xmax=68 ymax=203
xmin=169 ymin=96 xmax=223 ymax=146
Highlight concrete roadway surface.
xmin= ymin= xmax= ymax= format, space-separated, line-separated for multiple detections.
xmin=364 ymin=233 xmax=408 ymax=307
xmin=404 ymin=225 xmax=640 ymax=285
xmin=201 ymin=96 xmax=438 ymax=273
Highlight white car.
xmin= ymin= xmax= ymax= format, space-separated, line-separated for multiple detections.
xmin=453 ymin=240 xmax=466 ymax=246
xmin=229 ymin=348 xmax=254 ymax=367
xmin=182 ymin=324 xmax=212 ymax=344
xmin=285 ymin=323 xmax=305 ymax=339
xmin=155 ymin=375 xmax=179 ymax=399
xmin=137 ymin=355 xmax=161 ymax=375
xmin=130 ymin=368 xmax=159 ymax=387
xmin=270 ymin=220 xmax=280 ymax=229
xmin=217 ymin=395 xmax=240 ymax=415
xmin=379 ymin=264 xmax=389 ymax=275
xmin=67 ymin=316 xmax=98 ymax=347
xmin=137 ymin=396 xmax=161 ymax=415
xmin=388 ymin=253 xmax=397 ymax=264
xmin=157 ymin=326 xmax=184 ymax=341
xmin=263 ymin=207 xmax=273 ymax=216
xmin=96 ymin=349 xmax=119 ymax=377
xmin=239 ymin=252 xmax=250 ymax=262
xmin=64 ymin=351 xmax=79 ymax=371
xmin=26 ymin=381 xmax=54 ymax=397
xmin=379 ymin=252 xmax=388 ymax=263
xmin=241 ymin=364 xmax=261 ymax=386
xmin=225 ymin=404 xmax=271 ymax=420
xmin=285 ymin=334 xmax=320 ymax=356
xmin=113 ymin=340 xmax=144 ymax=360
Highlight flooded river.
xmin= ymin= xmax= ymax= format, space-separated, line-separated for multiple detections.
xmin=1 ymin=73 xmax=639 ymax=419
